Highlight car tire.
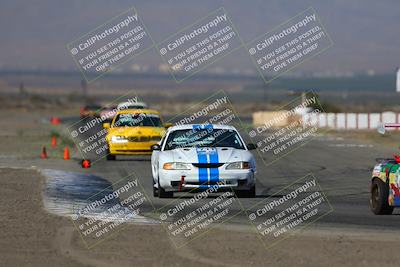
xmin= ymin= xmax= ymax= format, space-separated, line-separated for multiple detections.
xmin=234 ymin=185 xmax=256 ymax=198
xmin=158 ymin=178 xmax=173 ymax=198
xmin=158 ymin=187 xmax=173 ymax=198
xmin=153 ymin=181 xmax=158 ymax=197
xmin=153 ymin=187 xmax=158 ymax=197
xmin=370 ymin=178 xmax=394 ymax=215
xmin=233 ymin=190 xmax=243 ymax=198
xmin=247 ymin=185 xmax=256 ymax=198
xmin=106 ymin=153 xmax=116 ymax=160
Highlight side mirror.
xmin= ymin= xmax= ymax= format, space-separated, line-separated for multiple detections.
xmin=103 ymin=123 xmax=110 ymax=129
xmin=247 ymin=143 xmax=257 ymax=150
xmin=151 ymin=144 xmax=161 ymax=151
xmin=164 ymin=122 xmax=173 ymax=128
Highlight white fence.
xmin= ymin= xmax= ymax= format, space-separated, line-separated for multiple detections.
xmin=303 ymin=111 xmax=400 ymax=130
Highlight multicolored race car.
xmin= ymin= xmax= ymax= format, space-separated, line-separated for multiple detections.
xmin=371 ymin=158 xmax=399 ymax=214
xmin=370 ymin=123 xmax=400 ymax=214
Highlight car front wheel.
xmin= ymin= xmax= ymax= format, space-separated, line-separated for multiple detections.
xmin=106 ymin=148 xmax=116 ymax=160
xmin=370 ymin=179 xmax=394 ymax=215
xmin=234 ymin=185 xmax=256 ymax=198
xmin=158 ymin=178 xmax=173 ymax=198
xmin=106 ymin=153 xmax=116 ymax=160
xmin=153 ymin=181 xmax=158 ymax=197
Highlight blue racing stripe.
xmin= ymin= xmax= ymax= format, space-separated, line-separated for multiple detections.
xmin=196 ymin=148 xmax=208 ymax=188
xmin=209 ymin=148 xmax=219 ymax=184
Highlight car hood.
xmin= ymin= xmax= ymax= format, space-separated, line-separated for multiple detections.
xmin=162 ymin=147 xmax=250 ymax=164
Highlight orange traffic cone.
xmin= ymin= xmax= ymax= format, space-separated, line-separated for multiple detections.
xmin=41 ymin=146 xmax=47 ymax=159
xmin=81 ymin=159 xmax=91 ymax=168
xmin=51 ymin=117 xmax=61 ymax=125
xmin=63 ymin=147 xmax=70 ymax=160
xmin=51 ymin=136 xmax=57 ymax=148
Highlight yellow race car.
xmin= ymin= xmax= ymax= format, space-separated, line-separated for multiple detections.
xmin=103 ymin=109 xmax=171 ymax=159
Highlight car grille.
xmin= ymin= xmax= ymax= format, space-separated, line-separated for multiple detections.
xmin=192 ymin=163 xmax=224 ymax=168
xmin=184 ymin=180 xmax=234 ymax=185
xmin=116 ymin=149 xmax=151 ymax=152
xmin=150 ymin=136 xmax=161 ymax=141
xmin=185 ymin=181 xmax=222 ymax=186
xmin=127 ymin=136 xmax=160 ymax=142
xmin=127 ymin=136 xmax=150 ymax=142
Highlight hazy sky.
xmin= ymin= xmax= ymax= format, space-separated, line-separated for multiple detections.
xmin=0 ymin=0 xmax=399 ymax=74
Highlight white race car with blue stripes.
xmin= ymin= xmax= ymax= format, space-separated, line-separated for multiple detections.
xmin=151 ymin=124 xmax=257 ymax=198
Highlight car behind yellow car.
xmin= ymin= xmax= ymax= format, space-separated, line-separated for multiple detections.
xmin=103 ymin=109 xmax=171 ymax=159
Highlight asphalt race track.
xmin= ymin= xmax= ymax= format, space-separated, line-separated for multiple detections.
xmin=44 ymin=116 xmax=400 ymax=233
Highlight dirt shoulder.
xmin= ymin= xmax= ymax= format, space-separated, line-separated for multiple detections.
xmin=1 ymin=167 xmax=400 ymax=267
xmin=0 ymin=168 xmax=80 ymax=266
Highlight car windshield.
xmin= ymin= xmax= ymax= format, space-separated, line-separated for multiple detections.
xmin=164 ymin=128 xmax=245 ymax=150
xmin=113 ymin=113 xmax=162 ymax=127
xmin=119 ymin=104 xmax=146 ymax=110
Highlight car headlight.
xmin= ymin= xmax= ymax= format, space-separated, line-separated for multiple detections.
xmin=163 ymin=162 xmax=191 ymax=170
xmin=226 ymin=162 xmax=251 ymax=170
xmin=110 ymin=136 xmax=128 ymax=143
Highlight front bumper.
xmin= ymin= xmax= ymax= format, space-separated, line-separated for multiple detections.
xmin=108 ymin=141 xmax=156 ymax=155
xmin=158 ymin=168 xmax=255 ymax=192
